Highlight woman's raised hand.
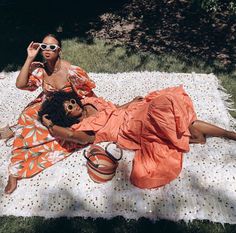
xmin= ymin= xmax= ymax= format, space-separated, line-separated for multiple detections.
xmin=27 ymin=41 xmax=41 ymax=61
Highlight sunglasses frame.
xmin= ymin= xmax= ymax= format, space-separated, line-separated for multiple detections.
xmin=40 ymin=43 xmax=60 ymax=51
xmin=65 ymin=99 xmax=77 ymax=114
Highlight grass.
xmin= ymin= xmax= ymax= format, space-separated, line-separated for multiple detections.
xmin=62 ymin=38 xmax=236 ymax=117
xmin=62 ymin=38 xmax=216 ymax=73
xmin=0 ymin=216 xmax=236 ymax=233
xmin=1 ymin=38 xmax=236 ymax=233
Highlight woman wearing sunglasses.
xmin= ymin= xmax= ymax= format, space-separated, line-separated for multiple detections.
xmin=4 ymin=33 xmax=96 ymax=194
xmin=38 ymin=88 xmax=236 ymax=190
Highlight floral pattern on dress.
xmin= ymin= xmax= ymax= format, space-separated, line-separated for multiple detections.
xmin=9 ymin=63 xmax=95 ymax=178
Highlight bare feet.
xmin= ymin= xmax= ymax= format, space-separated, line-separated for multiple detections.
xmin=189 ymin=124 xmax=206 ymax=144
xmin=226 ymin=131 xmax=236 ymax=141
xmin=190 ymin=120 xmax=236 ymax=142
xmin=0 ymin=125 xmax=14 ymax=140
xmin=4 ymin=175 xmax=17 ymax=194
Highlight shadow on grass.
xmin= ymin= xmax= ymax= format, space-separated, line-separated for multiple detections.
xmin=0 ymin=215 xmax=236 ymax=233
xmin=88 ymin=0 xmax=236 ymax=74
xmin=1 ymin=0 xmax=236 ymax=75
xmin=0 ymin=0 xmax=130 ymax=71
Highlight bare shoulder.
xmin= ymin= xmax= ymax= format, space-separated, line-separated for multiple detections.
xmin=61 ymin=60 xmax=71 ymax=69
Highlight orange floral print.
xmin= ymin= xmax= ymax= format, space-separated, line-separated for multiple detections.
xmin=9 ymin=64 xmax=95 ymax=178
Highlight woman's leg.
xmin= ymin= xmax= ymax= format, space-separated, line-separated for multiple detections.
xmin=191 ymin=120 xmax=236 ymax=141
xmin=4 ymin=176 xmax=17 ymax=194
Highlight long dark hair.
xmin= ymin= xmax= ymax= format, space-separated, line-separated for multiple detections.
xmin=38 ymin=91 xmax=82 ymax=127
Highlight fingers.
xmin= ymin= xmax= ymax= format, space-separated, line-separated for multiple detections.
xmin=42 ymin=114 xmax=52 ymax=128
xmin=27 ymin=41 xmax=41 ymax=50
xmin=42 ymin=115 xmax=49 ymax=123
xmin=32 ymin=43 xmax=40 ymax=51
xmin=42 ymin=114 xmax=49 ymax=119
xmin=33 ymin=61 xmax=44 ymax=67
xmin=27 ymin=41 xmax=34 ymax=49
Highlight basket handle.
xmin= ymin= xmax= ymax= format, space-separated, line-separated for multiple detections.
xmin=83 ymin=150 xmax=100 ymax=168
xmin=105 ymin=142 xmax=123 ymax=162
xmin=84 ymin=149 xmax=116 ymax=168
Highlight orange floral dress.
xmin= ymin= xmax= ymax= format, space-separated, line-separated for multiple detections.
xmin=72 ymin=86 xmax=197 ymax=189
xmin=9 ymin=64 xmax=95 ymax=178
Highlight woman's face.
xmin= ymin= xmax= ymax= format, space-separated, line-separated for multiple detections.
xmin=41 ymin=36 xmax=61 ymax=61
xmin=63 ymin=99 xmax=83 ymax=117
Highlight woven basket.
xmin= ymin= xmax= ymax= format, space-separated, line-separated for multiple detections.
xmin=83 ymin=143 xmax=123 ymax=183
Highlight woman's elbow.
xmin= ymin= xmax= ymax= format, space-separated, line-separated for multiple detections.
xmin=15 ymin=82 xmax=26 ymax=89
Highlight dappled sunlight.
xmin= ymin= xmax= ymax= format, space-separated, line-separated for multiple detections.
xmin=0 ymin=70 xmax=235 ymax=225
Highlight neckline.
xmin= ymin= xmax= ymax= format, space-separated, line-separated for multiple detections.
xmin=45 ymin=59 xmax=62 ymax=74
xmin=81 ymin=104 xmax=98 ymax=120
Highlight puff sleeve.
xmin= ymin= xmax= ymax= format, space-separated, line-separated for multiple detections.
xmin=67 ymin=65 xmax=96 ymax=98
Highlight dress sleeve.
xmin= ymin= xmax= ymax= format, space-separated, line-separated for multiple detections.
xmin=68 ymin=65 xmax=96 ymax=98
xmin=22 ymin=63 xmax=44 ymax=91
xmin=72 ymin=97 xmax=117 ymax=132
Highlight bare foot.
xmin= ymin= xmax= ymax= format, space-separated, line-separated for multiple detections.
xmin=4 ymin=175 xmax=17 ymax=194
xmin=226 ymin=131 xmax=236 ymax=141
xmin=189 ymin=124 xmax=206 ymax=144
xmin=0 ymin=126 xmax=14 ymax=140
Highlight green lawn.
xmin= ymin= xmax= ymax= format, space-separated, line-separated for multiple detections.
xmin=0 ymin=216 xmax=236 ymax=233
xmin=62 ymin=38 xmax=236 ymax=118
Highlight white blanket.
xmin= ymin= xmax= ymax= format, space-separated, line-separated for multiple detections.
xmin=0 ymin=71 xmax=235 ymax=223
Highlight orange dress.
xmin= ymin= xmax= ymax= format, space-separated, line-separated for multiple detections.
xmin=72 ymin=86 xmax=197 ymax=189
xmin=9 ymin=64 xmax=95 ymax=178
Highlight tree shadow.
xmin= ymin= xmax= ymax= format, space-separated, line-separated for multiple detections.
xmin=2 ymin=0 xmax=236 ymax=74
xmin=0 ymin=0 xmax=130 ymax=71
xmin=89 ymin=0 xmax=236 ymax=73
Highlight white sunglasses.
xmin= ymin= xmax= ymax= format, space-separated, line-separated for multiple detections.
xmin=40 ymin=43 xmax=60 ymax=51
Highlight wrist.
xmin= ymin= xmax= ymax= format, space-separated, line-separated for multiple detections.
xmin=26 ymin=56 xmax=34 ymax=64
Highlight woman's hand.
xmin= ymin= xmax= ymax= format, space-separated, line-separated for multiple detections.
xmin=132 ymin=96 xmax=144 ymax=102
xmin=27 ymin=41 xmax=41 ymax=61
xmin=16 ymin=41 xmax=41 ymax=89
xmin=42 ymin=114 xmax=53 ymax=129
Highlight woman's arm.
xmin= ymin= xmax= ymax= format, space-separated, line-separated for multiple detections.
xmin=42 ymin=115 xmax=95 ymax=145
xmin=16 ymin=42 xmax=41 ymax=89
xmin=116 ymin=96 xmax=144 ymax=109
xmin=50 ymin=125 xmax=95 ymax=145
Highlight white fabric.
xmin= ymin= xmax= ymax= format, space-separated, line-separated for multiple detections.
xmin=0 ymin=71 xmax=235 ymax=223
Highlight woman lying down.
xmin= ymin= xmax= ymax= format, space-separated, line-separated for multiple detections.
xmin=6 ymin=85 xmax=236 ymax=193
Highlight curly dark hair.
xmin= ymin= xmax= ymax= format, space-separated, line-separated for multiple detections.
xmin=38 ymin=91 xmax=83 ymax=127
